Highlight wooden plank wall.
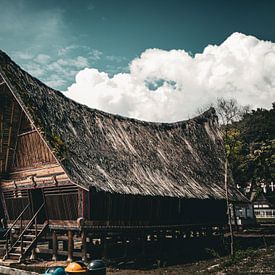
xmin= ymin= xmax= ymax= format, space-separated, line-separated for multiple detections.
xmin=2 ymin=183 xmax=79 ymax=221
xmin=13 ymin=129 xmax=56 ymax=170
xmin=89 ymin=189 xmax=228 ymax=226
xmin=44 ymin=184 xmax=78 ymax=220
xmin=2 ymin=188 xmax=32 ymax=220
xmin=0 ymin=84 xmax=22 ymax=176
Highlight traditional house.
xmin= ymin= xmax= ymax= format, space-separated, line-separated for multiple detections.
xmin=0 ymin=50 xmax=248 ymax=262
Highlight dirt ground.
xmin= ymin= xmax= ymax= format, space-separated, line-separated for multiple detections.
xmin=4 ymin=242 xmax=275 ymax=274
xmin=108 ymin=246 xmax=275 ymax=274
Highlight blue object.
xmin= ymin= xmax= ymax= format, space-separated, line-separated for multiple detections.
xmin=43 ymin=266 xmax=67 ymax=275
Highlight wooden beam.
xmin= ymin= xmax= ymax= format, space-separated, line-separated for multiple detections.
xmin=0 ymin=110 xmax=3 ymax=174
xmin=4 ymin=101 xmax=15 ymax=172
xmin=11 ymin=109 xmax=23 ymax=168
xmin=17 ymin=129 xmax=36 ymax=137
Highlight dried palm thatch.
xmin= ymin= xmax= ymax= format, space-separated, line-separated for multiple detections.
xmin=0 ymin=50 xmax=247 ymax=201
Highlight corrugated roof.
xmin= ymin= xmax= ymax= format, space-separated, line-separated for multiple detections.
xmin=0 ymin=50 xmax=247 ymax=201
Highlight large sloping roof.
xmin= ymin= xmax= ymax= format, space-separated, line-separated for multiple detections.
xmin=0 ymin=50 xmax=247 ymax=201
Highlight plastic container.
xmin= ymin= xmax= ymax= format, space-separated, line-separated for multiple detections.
xmin=43 ymin=266 xmax=67 ymax=275
xmin=87 ymin=260 xmax=106 ymax=275
xmin=65 ymin=261 xmax=87 ymax=274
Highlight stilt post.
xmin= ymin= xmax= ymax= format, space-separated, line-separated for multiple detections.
xmin=67 ymin=230 xmax=74 ymax=262
xmin=52 ymin=231 xmax=58 ymax=261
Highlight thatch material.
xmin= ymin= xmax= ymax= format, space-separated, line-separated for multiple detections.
xmin=0 ymin=50 xmax=247 ymax=201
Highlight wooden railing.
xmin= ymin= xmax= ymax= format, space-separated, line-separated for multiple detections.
xmin=255 ymin=209 xmax=275 ymax=218
xmin=4 ymin=203 xmax=30 ymax=238
xmin=4 ymin=202 xmax=47 ymax=260
xmin=4 ymin=203 xmax=30 ymax=259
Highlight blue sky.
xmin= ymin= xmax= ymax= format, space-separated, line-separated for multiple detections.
xmin=1 ymin=0 xmax=275 ymax=121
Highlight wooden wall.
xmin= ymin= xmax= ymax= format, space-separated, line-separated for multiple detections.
xmin=44 ymin=184 xmax=78 ymax=220
xmin=0 ymin=84 xmax=22 ymax=176
xmin=2 ymin=188 xmax=32 ymax=220
xmin=2 ymin=183 xmax=79 ymax=221
xmin=89 ymin=189 xmax=227 ymax=226
xmin=12 ymin=116 xmax=56 ymax=170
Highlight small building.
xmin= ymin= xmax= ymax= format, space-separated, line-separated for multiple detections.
xmin=233 ymin=203 xmax=255 ymax=226
xmin=0 ymin=50 xmax=249 ymax=262
xmin=252 ymin=190 xmax=275 ymax=223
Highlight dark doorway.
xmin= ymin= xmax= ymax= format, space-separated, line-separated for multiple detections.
xmin=28 ymin=189 xmax=47 ymax=223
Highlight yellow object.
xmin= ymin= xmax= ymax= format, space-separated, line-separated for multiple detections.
xmin=65 ymin=262 xmax=87 ymax=273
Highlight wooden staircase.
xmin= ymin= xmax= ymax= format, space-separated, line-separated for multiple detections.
xmin=3 ymin=202 xmax=48 ymax=263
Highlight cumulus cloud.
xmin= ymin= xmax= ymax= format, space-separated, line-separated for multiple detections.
xmin=64 ymin=32 xmax=274 ymax=122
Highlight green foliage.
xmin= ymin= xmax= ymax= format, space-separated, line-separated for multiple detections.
xmin=53 ymin=135 xmax=64 ymax=147
xmin=222 ymin=248 xmax=256 ymax=267
xmin=224 ymin=105 xmax=275 ymax=188
xmin=51 ymin=135 xmax=67 ymax=159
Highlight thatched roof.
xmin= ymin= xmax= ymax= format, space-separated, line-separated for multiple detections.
xmin=0 ymin=50 xmax=247 ymax=201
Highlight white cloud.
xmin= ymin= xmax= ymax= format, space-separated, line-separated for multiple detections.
xmin=45 ymin=77 xmax=67 ymax=88
xmin=58 ymin=45 xmax=78 ymax=56
xmin=34 ymin=54 xmax=51 ymax=64
xmin=106 ymin=55 xmax=127 ymax=63
xmin=57 ymin=45 xmax=101 ymax=61
xmin=63 ymin=32 xmax=274 ymax=122
xmin=25 ymin=63 xmax=45 ymax=77
xmin=17 ymin=53 xmax=90 ymax=89
xmin=57 ymin=45 xmax=88 ymax=56
xmin=13 ymin=51 xmax=34 ymax=60
xmin=55 ymin=56 xmax=89 ymax=69
xmin=88 ymin=49 xmax=103 ymax=61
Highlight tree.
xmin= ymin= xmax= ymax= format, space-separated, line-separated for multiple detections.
xmin=216 ymin=98 xmax=249 ymax=126
xmin=231 ymin=105 xmax=275 ymax=188
xmin=216 ymin=98 xmax=250 ymax=256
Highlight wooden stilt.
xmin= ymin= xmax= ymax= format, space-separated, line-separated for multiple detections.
xmin=67 ymin=230 xmax=74 ymax=262
xmin=63 ymin=240 xmax=68 ymax=251
xmin=123 ymin=237 xmax=128 ymax=258
xmin=30 ymin=248 xmax=37 ymax=260
xmin=159 ymin=234 xmax=164 ymax=257
xmin=81 ymin=231 xmax=87 ymax=262
xmin=102 ymin=237 xmax=108 ymax=260
xmin=52 ymin=231 xmax=58 ymax=261
xmin=141 ymin=236 xmax=146 ymax=256
xmin=48 ymin=239 xmax=53 ymax=250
